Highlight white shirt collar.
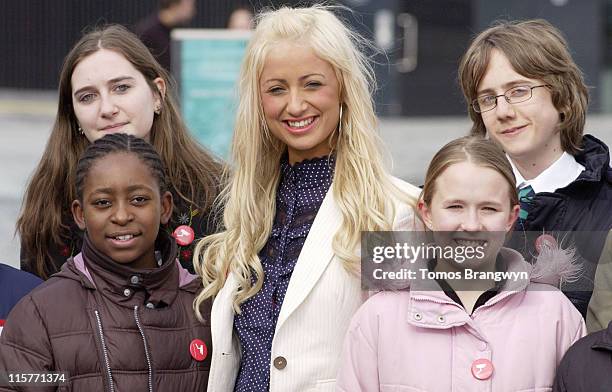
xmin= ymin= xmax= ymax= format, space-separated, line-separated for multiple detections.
xmin=509 ymin=152 xmax=585 ymax=193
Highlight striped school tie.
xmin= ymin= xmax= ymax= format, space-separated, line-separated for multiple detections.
xmin=518 ymin=185 xmax=535 ymax=221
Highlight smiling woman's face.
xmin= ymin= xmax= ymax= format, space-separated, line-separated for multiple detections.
xmin=259 ymin=42 xmax=341 ymax=164
xmin=71 ymin=49 xmax=164 ymax=143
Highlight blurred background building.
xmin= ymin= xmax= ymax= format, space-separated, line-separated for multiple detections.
xmin=0 ymin=0 xmax=608 ymax=114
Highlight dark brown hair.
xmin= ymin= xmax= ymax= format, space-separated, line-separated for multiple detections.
xmin=17 ymin=24 xmax=223 ymax=278
xmin=76 ymin=133 xmax=168 ymax=201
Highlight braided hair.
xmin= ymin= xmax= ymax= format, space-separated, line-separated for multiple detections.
xmin=75 ymin=133 xmax=168 ymax=201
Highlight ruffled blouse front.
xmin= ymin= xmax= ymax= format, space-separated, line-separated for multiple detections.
xmin=233 ymin=155 xmax=335 ymax=392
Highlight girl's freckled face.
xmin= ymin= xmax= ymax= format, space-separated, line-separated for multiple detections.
xmin=424 ymin=161 xmax=517 ymax=233
xmin=419 ymin=161 xmax=520 ymax=268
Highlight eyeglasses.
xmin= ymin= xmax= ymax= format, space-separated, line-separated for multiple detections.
xmin=472 ymin=85 xmax=551 ymax=113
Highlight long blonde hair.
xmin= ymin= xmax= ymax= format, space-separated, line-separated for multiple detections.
xmin=193 ymin=5 xmax=416 ymax=316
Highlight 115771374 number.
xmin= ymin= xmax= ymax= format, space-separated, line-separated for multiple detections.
xmin=0 ymin=372 xmax=68 ymax=386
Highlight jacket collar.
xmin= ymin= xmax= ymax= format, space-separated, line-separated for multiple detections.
xmin=407 ymin=241 xmax=578 ymax=332
xmin=511 ymin=151 xmax=584 ymax=194
xmin=513 ymin=135 xmax=610 ymax=212
xmin=407 ymin=248 xmax=533 ymax=329
xmin=75 ymin=230 xmax=188 ymax=307
xmin=571 ymin=134 xmax=611 ymax=186
xmin=508 ymin=134 xmax=610 ymax=193
xmin=425 ymin=255 xmax=507 ymax=309
xmin=591 ymin=321 xmax=612 ymax=352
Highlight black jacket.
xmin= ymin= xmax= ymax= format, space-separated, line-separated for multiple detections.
xmin=554 ymin=321 xmax=612 ymax=391
xmin=510 ymin=134 xmax=612 ymax=317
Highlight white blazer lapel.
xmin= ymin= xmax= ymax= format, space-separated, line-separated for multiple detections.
xmin=209 ymin=274 xmax=241 ymax=392
xmin=212 ymin=273 xmax=239 ymax=353
xmin=275 ymin=187 xmax=343 ymax=332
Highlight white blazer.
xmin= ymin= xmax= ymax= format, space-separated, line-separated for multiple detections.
xmin=207 ymin=178 xmax=420 ymax=392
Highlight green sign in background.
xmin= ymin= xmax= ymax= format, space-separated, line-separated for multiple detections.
xmin=178 ymin=35 xmax=249 ymax=158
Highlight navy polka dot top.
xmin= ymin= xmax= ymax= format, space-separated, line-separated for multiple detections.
xmin=233 ymin=154 xmax=335 ymax=391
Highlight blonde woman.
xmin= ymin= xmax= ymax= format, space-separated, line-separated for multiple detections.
xmin=193 ymin=5 xmax=420 ymax=392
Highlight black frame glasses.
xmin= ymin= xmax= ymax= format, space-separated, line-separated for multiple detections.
xmin=472 ymin=85 xmax=551 ymax=113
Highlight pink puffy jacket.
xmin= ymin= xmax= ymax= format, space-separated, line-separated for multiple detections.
xmin=337 ymin=247 xmax=586 ymax=392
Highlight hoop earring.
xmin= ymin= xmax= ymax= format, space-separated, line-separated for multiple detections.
xmin=327 ymin=104 xmax=344 ymax=154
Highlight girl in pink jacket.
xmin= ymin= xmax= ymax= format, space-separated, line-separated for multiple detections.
xmin=337 ymin=136 xmax=586 ymax=392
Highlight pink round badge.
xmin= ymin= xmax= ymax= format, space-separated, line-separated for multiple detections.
xmin=471 ymin=358 xmax=494 ymax=380
xmin=535 ymin=234 xmax=557 ymax=254
xmin=173 ymin=225 xmax=195 ymax=246
xmin=189 ymin=339 xmax=208 ymax=361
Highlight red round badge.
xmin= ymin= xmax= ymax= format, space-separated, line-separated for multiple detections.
xmin=471 ymin=358 xmax=494 ymax=380
xmin=535 ymin=234 xmax=557 ymax=254
xmin=173 ymin=225 xmax=195 ymax=246
xmin=189 ymin=339 xmax=208 ymax=361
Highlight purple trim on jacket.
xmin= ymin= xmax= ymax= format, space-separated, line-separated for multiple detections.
xmin=73 ymin=253 xmax=197 ymax=289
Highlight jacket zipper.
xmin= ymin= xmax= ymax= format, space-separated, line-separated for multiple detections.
xmin=470 ymin=290 xmax=518 ymax=317
xmin=412 ymin=285 xmax=525 ymax=315
xmin=94 ymin=310 xmax=115 ymax=392
xmin=134 ymin=305 xmax=154 ymax=392
xmin=411 ymin=295 xmax=462 ymax=307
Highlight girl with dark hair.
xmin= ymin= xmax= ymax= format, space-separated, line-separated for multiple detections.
xmin=17 ymin=24 xmax=223 ymax=279
xmin=0 ymin=133 xmax=212 ymax=391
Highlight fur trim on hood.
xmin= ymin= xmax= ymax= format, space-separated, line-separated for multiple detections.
xmin=366 ymin=241 xmax=581 ymax=292
xmin=529 ymin=238 xmax=581 ymax=288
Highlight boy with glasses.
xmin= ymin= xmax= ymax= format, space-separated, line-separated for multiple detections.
xmin=458 ymin=19 xmax=612 ymax=327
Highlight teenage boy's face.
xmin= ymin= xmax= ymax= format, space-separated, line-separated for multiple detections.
xmin=477 ymin=49 xmax=562 ymax=165
xmin=72 ymin=152 xmax=173 ymax=269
